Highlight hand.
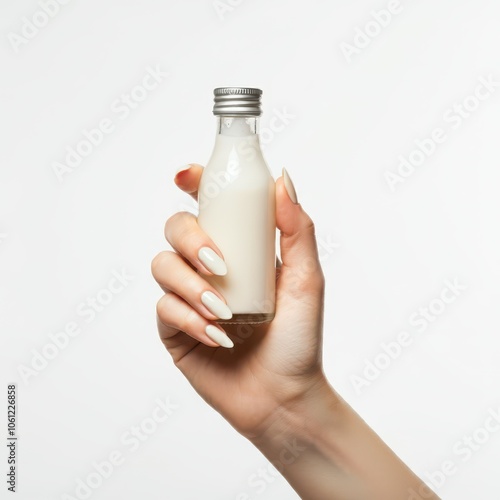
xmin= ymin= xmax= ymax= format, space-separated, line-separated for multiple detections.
xmin=152 ymin=164 xmax=328 ymax=438
xmin=152 ymin=165 xmax=441 ymax=500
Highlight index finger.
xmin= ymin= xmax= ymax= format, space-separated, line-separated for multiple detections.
xmin=174 ymin=164 xmax=204 ymax=200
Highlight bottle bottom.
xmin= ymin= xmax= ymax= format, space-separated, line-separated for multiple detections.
xmin=219 ymin=312 xmax=275 ymax=325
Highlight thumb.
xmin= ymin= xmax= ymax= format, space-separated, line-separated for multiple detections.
xmin=276 ymin=169 xmax=323 ymax=292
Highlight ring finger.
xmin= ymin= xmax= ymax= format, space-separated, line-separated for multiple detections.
xmin=152 ymin=250 xmax=232 ymax=321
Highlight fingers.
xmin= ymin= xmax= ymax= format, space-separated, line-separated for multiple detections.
xmin=156 ymin=292 xmax=234 ymax=349
xmin=164 ymin=211 xmax=227 ymax=276
xmin=151 ymin=249 xmax=234 ymax=349
xmin=174 ymin=164 xmax=204 ymax=200
xmin=151 ymin=250 xmax=232 ymax=321
xmin=276 ymin=169 xmax=324 ymax=293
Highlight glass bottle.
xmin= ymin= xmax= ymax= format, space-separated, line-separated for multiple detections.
xmin=197 ymin=87 xmax=276 ymax=324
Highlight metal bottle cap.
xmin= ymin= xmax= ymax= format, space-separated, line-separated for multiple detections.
xmin=213 ymin=87 xmax=262 ymax=116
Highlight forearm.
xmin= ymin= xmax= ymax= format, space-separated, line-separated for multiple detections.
xmin=250 ymin=378 xmax=439 ymax=500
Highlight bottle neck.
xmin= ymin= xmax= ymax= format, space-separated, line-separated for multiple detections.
xmin=216 ymin=116 xmax=259 ymax=137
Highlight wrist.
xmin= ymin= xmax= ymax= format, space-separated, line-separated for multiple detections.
xmin=248 ymin=375 xmax=366 ymax=500
xmin=250 ymin=373 xmax=346 ymax=454
xmin=247 ymin=375 xmax=439 ymax=500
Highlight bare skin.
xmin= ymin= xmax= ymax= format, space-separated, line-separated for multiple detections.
xmin=152 ymin=164 xmax=440 ymax=500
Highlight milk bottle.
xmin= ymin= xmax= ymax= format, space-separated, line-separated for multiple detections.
xmin=198 ymin=87 xmax=276 ymax=324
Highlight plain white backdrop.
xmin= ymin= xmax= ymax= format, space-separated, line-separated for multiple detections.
xmin=1 ymin=0 xmax=500 ymax=498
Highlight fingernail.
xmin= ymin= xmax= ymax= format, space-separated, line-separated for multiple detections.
xmin=205 ymin=325 xmax=234 ymax=348
xmin=282 ymin=168 xmax=298 ymax=204
xmin=201 ymin=291 xmax=232 ymax=320
xmin=175 ymin=164 xmax=191 ymax=175
xmin=198 ymin=247 xmax=227 ymax=276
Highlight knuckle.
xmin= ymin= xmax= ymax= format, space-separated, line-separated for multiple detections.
xmin=164 ymin=212 xmax=179 ymax=235
xmin=178 ymin=308 xmax=199 ymax=334
xmin=311 ymin=269 xmax=325 ymax=293
xmin=151 ymin=251 xmax=174 ymax=277
xmin=164 ymin=211 xmax=195 ymax=241
xmin=301 ymin=214 xmax=316 ymax=234
xmin=156 ymin=293 xmax=175 ymax=322
xmin=305 ymin=265 xmax=325 ymax=291
xmin=180 ymin=271 xmax=204 ymax=295
xmin=306 ymin=218 xmax=316 ymax=233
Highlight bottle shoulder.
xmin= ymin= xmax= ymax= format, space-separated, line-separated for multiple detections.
xmin=205 ymin=134 xmax=271 ymax=176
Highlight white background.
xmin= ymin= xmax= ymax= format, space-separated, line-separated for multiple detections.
xmin=1 ymin=0 xmax=500 ymax=499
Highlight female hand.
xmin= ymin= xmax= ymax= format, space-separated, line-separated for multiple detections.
xmin=152 ymin=164 xmax=328 ymax=439
xmin=152 ymin=165 xmax=441 ymax=500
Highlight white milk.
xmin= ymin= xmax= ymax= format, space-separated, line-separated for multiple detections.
xmin=198 ymin=119 xmax=276 ymax=324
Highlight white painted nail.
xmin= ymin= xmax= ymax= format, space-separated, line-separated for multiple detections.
xmin=175 ymin=164 xmax=192 ymax=175
xmin=282 ymin=168 xmax=298 ymax=204
xmin=201 ymin=291 xmax=232 ymax=320
xmin=198 ymin=247 xmax=227 ymax=276
xmin=205 ymin=325 xmax=234 ymax=348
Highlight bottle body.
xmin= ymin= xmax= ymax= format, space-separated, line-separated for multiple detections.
xmin=198 ymin=116 xmax=276 ymax=324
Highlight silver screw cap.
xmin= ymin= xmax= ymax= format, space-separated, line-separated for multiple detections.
xmin=213 ymin=87 xmax=262 ymax=116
